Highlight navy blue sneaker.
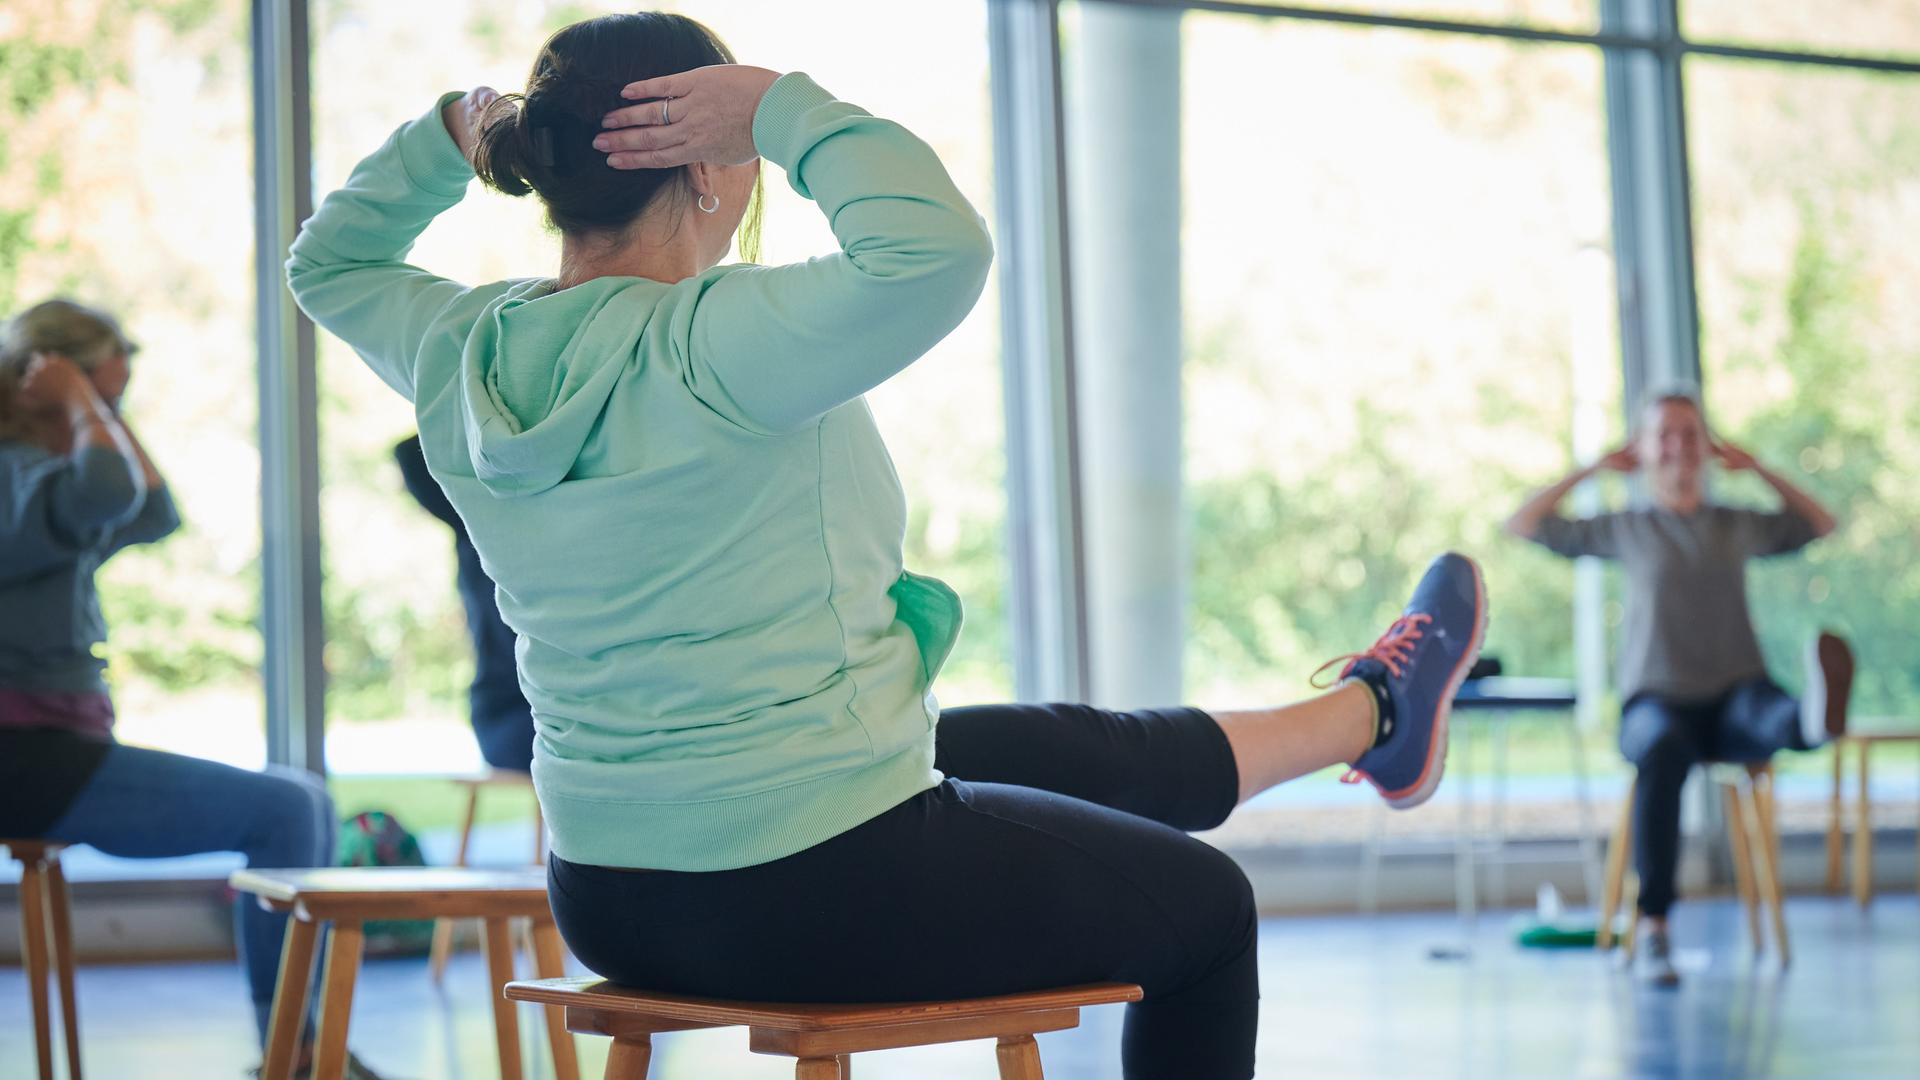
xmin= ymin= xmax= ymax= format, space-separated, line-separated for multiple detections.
xmin=1330 ymin=552 xmax=1487 ymax=810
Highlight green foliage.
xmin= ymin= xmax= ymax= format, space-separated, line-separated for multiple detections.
xmin=1715 ymin=205 xmax=1920 ymax=717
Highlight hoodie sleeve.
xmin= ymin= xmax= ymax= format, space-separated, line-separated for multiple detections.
xmin=287 ymin=93 xmax=479 ymax=402
xmin=0 ymin=445 xmax=143 ymax=581
xmin=678 ymin=74 xmax=994 ymax=435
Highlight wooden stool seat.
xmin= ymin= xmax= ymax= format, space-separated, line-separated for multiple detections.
xmin=504 ymin=976 xmax=1144 ymax=1079
xmin=5 ymin=840 xmax=81 ymax=1080
xmin=430 ymin=770 xmax=543 ymax=985
xmin=1597 ymin=760 xmax=1789 ymax=967
xmin=231 ymin=866 xmax=577 ymax=1080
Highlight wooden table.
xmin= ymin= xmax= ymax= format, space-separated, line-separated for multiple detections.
xmin=231 ymin=866 xmax=578 ymax=1080
xmin=1825 ymin=728 xmax=1920 ymax=906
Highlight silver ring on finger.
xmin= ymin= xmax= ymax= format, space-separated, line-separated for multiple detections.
xmin=661 ymin=98 xmax=671 ymax=125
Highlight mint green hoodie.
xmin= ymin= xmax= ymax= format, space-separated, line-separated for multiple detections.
xmin=289 ymin=73 xmax=992 ymax=871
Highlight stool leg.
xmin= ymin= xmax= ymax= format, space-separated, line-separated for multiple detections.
xmin=1722 ymin=781 xmax=1762 ymax=953
xmin=1852 ymin=743 xmax=1873 ymax=908
xmin=796 ymin=1059 xmax=841 ymax=1080
xmin=431 ymin=783 xmax=484 ymax=986
xmin=313 ymin=921 xmax=364 ymax=1080
xmin=530 ymin=920 xmax=580 ymax=1080
xmin=19 ymin=857 xmax=53 ymax=1080
xmin=995 ymin=1034 xmax=1046 ymax=1080
xmin=1598 ymin=785 xmax=1634 ymax=951
xmin=1825 ymin=743 xmax=1845 ymax=893
xmin=482 ymin=918 xmax=525 ymax=1080
xmin=1750 ymin=771 xmax=1791 ymax=968
xmin=263 ymin=918 xmax=320 ymax=1080
xmin=603 ymin=1036 xmax=652 ymax=1080
xmin=46 ymin=857 xmax=81 ymax=1080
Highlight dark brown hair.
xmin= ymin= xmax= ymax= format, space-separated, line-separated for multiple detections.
xmin=473 ymin=12 xmax=755 ymax=244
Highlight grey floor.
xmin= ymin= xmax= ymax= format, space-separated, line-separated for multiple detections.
xmin=2 ymin=896 xmax=1915 ymax=1079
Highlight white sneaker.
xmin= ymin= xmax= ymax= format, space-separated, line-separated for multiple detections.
xmin=1636 ymin=926 xmax=1681 ymax=988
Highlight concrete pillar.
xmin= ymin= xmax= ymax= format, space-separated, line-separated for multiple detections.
xmin=1068 ymin=3 xmax=1184 ymax=707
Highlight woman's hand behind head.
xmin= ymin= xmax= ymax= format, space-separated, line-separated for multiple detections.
xmin=597 ymin=64 xmax=781 ymax=170
xmin=443 ymin=86 xmax=502 ymax=165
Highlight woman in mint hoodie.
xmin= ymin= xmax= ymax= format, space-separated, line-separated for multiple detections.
xmin=292 ymin=14 xmax=1486 ymax=1078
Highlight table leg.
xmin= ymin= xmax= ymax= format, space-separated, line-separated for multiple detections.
xmin=313 ymin=921 xmax=364 ymax=1080
xmin=1826 ymin=742 xmax=1845 ymax=893
xmin=1853 ymin=742 xmax=1873 ymax=908
xmin=262 ymin=916 xmax=320 ymax=1080
xmin=1490 ymin=713 xmax=1509 ymax=910
xmin=530 ymin=920 xmax=580 ymax=1080
xmin=482 ymin=917 xmax=525 ymax=1080
xmin=1567 ymin=714 xmax=1604 ymax=908
xmin=1455 ymin=718 xmax=1477 ymax=925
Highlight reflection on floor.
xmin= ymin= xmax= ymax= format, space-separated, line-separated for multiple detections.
xmin=1 ymin=897 xmax=1914 ymax=1078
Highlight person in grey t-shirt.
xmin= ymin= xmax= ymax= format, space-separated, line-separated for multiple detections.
xmin=1504 ymin=389 xmax=1853 ymax=987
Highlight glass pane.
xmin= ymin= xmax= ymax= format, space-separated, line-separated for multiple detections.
xmin=2 ymin=1 xmax=263 ymax=768
xmin=1685 ymin=1 xmax=1920 ymax=63
xmin=1688 ymin=59 xmax=1920 ymax=773
xmin=310 ymin=1 xmax=1008 ymax=804
xmin=1064 ymin=3 xmax=1625 ymax=846
xmin=1215 ymin=0 xmax=1596 ymax=33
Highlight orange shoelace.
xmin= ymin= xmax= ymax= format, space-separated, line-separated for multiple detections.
xmin=1312 ymin=613 xmax=1432 ymax=784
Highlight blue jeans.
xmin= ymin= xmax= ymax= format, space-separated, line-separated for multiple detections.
xmin=43 ymin=742 xmax=335 ymax=1044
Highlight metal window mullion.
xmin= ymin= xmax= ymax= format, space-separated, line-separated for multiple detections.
xmin=988 ymin=0 xmax=1091 ymax=703
xmin=251 ymin=0 xmax=325 ymax=774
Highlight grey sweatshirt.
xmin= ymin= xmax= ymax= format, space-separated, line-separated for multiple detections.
xmin=0 ymin=440 xmax=180 ymax=695
xmin=1529 ymin=504 xmax=1818 ymax=701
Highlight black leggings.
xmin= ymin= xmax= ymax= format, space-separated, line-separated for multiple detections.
xmin=548 ymin=703 xmax=1254 ymax=1080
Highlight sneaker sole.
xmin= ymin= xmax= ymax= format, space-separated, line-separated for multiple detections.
xmin=1380 ymin=552 xmax=1489 ymax=811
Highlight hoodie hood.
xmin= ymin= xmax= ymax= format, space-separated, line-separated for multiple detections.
xmin=459 ymin=277 xmax=665 ymax=497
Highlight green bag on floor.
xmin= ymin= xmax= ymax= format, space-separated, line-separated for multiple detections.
xmin=336 ymin=810 xmax=434 ymax=955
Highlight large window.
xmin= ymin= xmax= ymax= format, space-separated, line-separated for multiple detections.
xmin=1688 ymin=58 xmax=1920 ymax=734
xmin=1685 ymin=0 xmax=1920 ymax=63
xmin=2 ymin=0 xmax=264 ymax=769
xmin=308 ymin=0 xmax=1009 ymax=791
xmin=1205 ymin=0 xmax=1597 ymax=32
xmin=1061 ymin=2 xmax=1626 ymax=846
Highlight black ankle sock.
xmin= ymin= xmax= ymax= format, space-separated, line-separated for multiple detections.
xmin=1355 ymin=671 xmax=1397 ymax=749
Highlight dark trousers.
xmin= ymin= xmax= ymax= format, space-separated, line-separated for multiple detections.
xmin=548 ymin=703 xmax=1255 ymax=1080
xmin=1619 ymin=679 xmax=1804 ymax=917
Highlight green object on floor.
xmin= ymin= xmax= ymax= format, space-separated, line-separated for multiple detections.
xmin=1515 ymin=920 xmax=1599 ymax=948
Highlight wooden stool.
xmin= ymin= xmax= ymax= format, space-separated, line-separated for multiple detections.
xmin=232 ymin=866 xmax=579 ymax=1080
xmin=5 ymin=841 xmax=81 ymax=1080
xmin=430 ymin=770 xmax=544 ymax=984
xmin=504 ymin=976 xmax=1143 ymax=1079
xmin=1824 ymin=728 xmax=1920 ymax=907
xmin=1597 ymin=761 xmax=1789 ymax=967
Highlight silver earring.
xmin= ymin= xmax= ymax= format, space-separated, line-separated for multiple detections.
xmin=697 ymin=193 xmax=720 ymax=214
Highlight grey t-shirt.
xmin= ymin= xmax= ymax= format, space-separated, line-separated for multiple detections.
xmin=0 ymin=440 xmax=180 ymax=694
xmin=1529 ymin=504 xmax=1818 ymax=702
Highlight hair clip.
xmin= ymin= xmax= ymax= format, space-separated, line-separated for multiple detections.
xmin=533 ymin=126 xmax=557 ymax=168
